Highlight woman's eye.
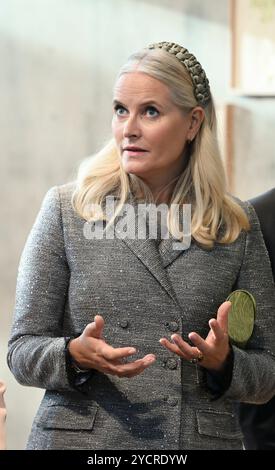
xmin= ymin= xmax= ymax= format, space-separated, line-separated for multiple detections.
xmin=145 ymin=106 xmax=159 ymax=117
xmin=114 ymin=105 xmax=127 ymax=116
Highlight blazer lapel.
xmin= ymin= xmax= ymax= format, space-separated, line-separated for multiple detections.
xmin=113 ymin=196 xmax=181 ymax=305
xmin=157 ymin=236 xmax=188 ymax=268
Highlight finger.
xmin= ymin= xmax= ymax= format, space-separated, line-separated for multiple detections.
xmin=159 ymin=337 xmax=185 ymax=357
xmin=89 ymin=354 xmax=137 ymax=376
xmin=0 ymin=382 xmax=6 ymax=394
xmin=188 ymin=332 xmax=212 ymax=356
xmin=84 ymin=315 xmax=104 ymax=339
xmin=113 ymin=354 xmax=156 ymax=378
xmin=83 ymin=323 xmax=97 ymax=339
xmin=208 ymin=318 xmax=225 ymax=342
xmin=91 ymin=356 xmax=117 ymax=375
xmin=93 ymin=315 xmax=105 ymax=337
xmin=100 ymin=343 xmax=137 ymax=361
xmin=171 ymin=334 xmax=207 ymax=359
xmin=160 ymin=336 xmax=194 ymax=359
xmin=109 ymin=354 xmax=156 ymax=377
xmin=216 ymin=301 xmax=231 ymax=333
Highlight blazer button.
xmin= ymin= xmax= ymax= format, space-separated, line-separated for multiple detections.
xmin=119 ymin=320 xmax=129 ymax=328
xmin=167 ymin=397 xmax=178 ymax=406
xmin=166 ymin=358 xmax=178 ymax=370
xmin=166 ymin=321 xmax=179 ymax=332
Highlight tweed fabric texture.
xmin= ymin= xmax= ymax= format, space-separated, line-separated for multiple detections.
xmin=7 ymin=182 xmax=275 ymax=450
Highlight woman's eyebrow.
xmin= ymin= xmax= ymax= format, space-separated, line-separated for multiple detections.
xmin=112 ymin=99 xmax=125 ymax=107
xmin=113 ymin=99 xmax=164 ymax=109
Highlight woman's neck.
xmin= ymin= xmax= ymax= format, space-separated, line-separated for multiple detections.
xmin=149 ymin=174 xmax=181 ymax=205
xmin=129 ymin=173 xmax=181 ymax=205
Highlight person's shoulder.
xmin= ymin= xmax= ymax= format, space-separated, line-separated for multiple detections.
xmin=249 ymin=187 xmax=275 ymax=210
xmin=54 ymin=181 xmax=79 ymax=216
xmin=228 ymin=193 xmax=252 ymax=214
xmin=44 ymin=181 xmax=76 ymax=206
xmin=227 ymin=194 xmax=258 ymax=228
xmin=41 ymin=181 xmax=77 ymax=216
xmin=42 ymin=181 xmax=76 ymax=201
xmin=248 ymin=187 xmax=275 ymax=228
xmin=56 ymin=181 xmax=77 ymax=199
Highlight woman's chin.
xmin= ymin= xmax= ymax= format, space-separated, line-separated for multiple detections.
xmin=122 ymin=163 xmax=149 ymax=177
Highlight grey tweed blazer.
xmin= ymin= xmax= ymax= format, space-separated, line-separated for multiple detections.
xmin=7 ymin=182 xmax=275 ymax=450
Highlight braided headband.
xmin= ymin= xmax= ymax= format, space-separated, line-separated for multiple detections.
xmin=147 ymin=42 xmax=211 ymax=106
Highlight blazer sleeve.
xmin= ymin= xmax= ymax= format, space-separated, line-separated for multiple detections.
xmin=7 ymin=186 xmax=74 ymax=391
xmin=224 ymin=202 xmax=275 ymax=404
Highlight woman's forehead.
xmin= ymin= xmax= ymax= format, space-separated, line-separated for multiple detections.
xmin=113 ymin=72 xmax=171 ymax=103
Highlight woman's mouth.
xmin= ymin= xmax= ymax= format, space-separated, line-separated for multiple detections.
xmin=122 ymin=147 xmax=149 ymax=156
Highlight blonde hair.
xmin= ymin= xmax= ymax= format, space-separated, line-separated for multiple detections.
xmin=72 ymin=47 xmax=249 ymax=247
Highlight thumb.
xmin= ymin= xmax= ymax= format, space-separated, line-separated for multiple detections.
xmin=84 ymin=315 xmax=105 ymax=339
xmin=216 ymin=301 xmax=231 ymax=333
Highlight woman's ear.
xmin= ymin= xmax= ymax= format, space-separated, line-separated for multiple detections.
xmin=187 ymin=107 xmax=205 ymax=141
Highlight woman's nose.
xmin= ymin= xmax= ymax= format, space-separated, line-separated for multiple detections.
xmin=123 ymin=115 xmax=141 ymax=138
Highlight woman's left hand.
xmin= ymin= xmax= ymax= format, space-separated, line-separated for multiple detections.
xmin=159 ymin=301 xmax=231 ymax=371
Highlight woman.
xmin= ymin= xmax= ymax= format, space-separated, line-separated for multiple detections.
xmin=8 ymin=42 xmax=275 ymax=450
xmin=239 ymin=187 xmax=275 ymax=449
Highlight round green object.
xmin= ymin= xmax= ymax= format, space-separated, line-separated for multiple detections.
xmin=226 ymin=289 xmax=256 ymax=348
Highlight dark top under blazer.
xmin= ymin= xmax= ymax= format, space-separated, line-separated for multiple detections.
xmin=250 ymin=187 xmax=275 ymax=276
xmin=7 ymin=183 xmax=275 ymax=450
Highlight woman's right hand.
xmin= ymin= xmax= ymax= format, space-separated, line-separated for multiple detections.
xmin=68 ymin=315 xmax=156 ymax=378
xmin=0 ymin=381 xmax=7 ymax=451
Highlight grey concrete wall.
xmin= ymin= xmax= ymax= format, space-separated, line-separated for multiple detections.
xmin=1 ymin=0 xmax=274 ymax=449
xmin=232 ymin=99 xmax=275 ymax=199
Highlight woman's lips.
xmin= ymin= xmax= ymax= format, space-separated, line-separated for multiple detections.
xmin=123 ymin=148 xmax=149 ymax=156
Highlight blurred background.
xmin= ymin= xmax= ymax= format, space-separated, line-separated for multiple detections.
xmin=1 ymin=0 xmax=274 ymax=449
